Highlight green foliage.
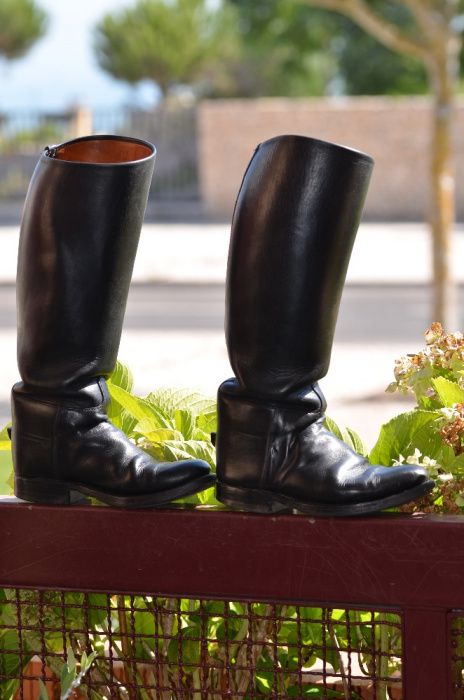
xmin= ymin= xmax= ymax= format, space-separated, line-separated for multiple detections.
xmin=107 ymin=360 xmax=218 ymax=506
xmin=0 ymin=0 xmax=48 ymax=61
xmin=93 ymin=0 xmax=457 ymax=98
xmin=226 ymin=0 xmax=447 ymax=97
xmin=0 ymin=424 xmax=13 ymax=495
xmin=369 ymin=324 xmax=464 ymax=511
xmin=43 ymin=646 xmax=97 ymax=700
xmin=217 ymin=0 xmax=338 ymax=97
xmin=369 ymin=410 xmax=439 ymax=467
xmin=0 ymin=422 xmax=11 ymax=452
xmin=94 ymin=0 xmax=237 ymax=96
xmin=333 ymin=16 xmax=427 ymax=95
xmin=0 ymin=590 xmax=102 ymax=699
xmin=0 ymin=587 xmax=400 ymax=697
xmin=0 ymin=343 xmax=456 ymax=695
xmin=328 ymin=1 xmax=427 ymax=95
xmin=325 ymin=415 xmax=367 ymax=458
xmin=93 ymin=0 xmax=464 ymax=98
xmin=0 ymin=122 xmax=66 ymax=157
xmin=432 ymin=376 xmax=464 ymax=407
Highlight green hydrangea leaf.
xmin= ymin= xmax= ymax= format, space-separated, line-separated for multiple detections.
xmin=324 ymin=416 xmax=344 ymax=442
xmin=196 ymin=409 xmax=217 ymax=435
xmin=146 ymin=388 xmax=216 ymax=417
xmin=137 ymin=426 xmax=183 ymax=443
xmin=109 ymin=360 xmax=134 ymax=392
xmin=146 ymin=439 xmax=216 ymax=470
xmin=369 ymin=410 xmax=440 ymax=466
xmin=196 ymin=486 xmax=220 ymax=506
xmin=0 ymin=451 xmax=13 ymax=495
xmin=174 ymin=409 xmax=196 ymax=440
xmin=37 ymin=679 xmax=49 ymax=700
xmin=0 ymin=424 xmax=11 ymax=442
xmin=344 ymin=427 xmax=367 ymax=458
xmin=431 ymin=376 xmax=464 ymax=407
xmin=324 ymin=416 xmax=366 ymax=457
xmin=108 ymin=384 xmax=172 ymax=429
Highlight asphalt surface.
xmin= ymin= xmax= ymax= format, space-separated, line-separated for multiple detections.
xmin=1 ymin=219 xmax=459 ymax=446
xmin=0 ymin=280 xmax=439 ymax=447
xmin=0 ymin=281 xmax=459 ymax=341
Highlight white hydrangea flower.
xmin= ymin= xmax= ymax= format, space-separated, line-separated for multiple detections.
xmin=392 ymin=449 xmax=441 ymax=477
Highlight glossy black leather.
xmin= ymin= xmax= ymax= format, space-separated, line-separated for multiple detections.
xmin=12 ymin=135 xmax=212 ymax=506
xmin=217 ymin=379 xmax=428 ymax=512
xmin=12 ymin=379 xmax=208 ymax=497
xmin=17 ymin=136 xmax=155 ymax=388
xmin=226 ymin=135 xmax=374 ymax=396
xmin=216 ymin=135 xmax=433 ymax=515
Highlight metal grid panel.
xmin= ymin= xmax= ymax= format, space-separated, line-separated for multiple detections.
xmin=450 ymin=611 xmax=464 ymax=698
xmin=0 ymin=588 xmax=402 ymax=699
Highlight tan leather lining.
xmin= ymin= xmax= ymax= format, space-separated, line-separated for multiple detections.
xmin=54 ymin=139 xmax=152 ymax=164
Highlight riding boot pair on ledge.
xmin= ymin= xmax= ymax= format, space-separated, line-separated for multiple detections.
xmin=10 ymin=134 xmax=434 ymax=516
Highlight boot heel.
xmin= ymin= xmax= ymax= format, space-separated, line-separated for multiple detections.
xmin=216 ymin=482 xmax=290 ymax=514
xmin=15 ymin=476 xmax=86 ymax=505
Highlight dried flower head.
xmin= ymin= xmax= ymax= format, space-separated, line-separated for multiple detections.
xmin=439 ymin=403 xmax=464 ymax=455
xmin=387 ymin=323 xmax=464 ymax=400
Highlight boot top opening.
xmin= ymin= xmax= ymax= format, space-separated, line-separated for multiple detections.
xmin=49 ymin=135 xmax=154 ymax=164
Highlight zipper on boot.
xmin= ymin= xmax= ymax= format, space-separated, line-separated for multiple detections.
xmin=44 ymin=145 xmax=58 ymax=158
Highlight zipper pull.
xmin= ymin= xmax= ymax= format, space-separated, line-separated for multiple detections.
xmin=44 ymin=145 xmax=58 ymax=158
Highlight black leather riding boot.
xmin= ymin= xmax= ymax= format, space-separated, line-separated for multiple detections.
xmin=12 ymin=134 xmax=213 ymax=507
xmin=216 ymin=135 xmax=434 ymax=516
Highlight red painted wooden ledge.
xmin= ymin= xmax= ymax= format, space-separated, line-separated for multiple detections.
xmin=0 ymin=497 xmax=462 ymax=609
xmin=0 ymin=497 xmax=461 ymax=699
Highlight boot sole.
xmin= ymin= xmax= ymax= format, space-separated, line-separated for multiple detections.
xmin=15 ymin=474 xmax=216 ymax=509
xmin=216 ymin=479 xmax=436 ymax=517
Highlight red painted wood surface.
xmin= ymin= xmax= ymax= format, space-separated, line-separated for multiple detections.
xmin=403 ymin=609 xmax=450 ymax=700
xmin=0 ymin=500 xmax=460 ymax=699
xmin=0 ymin=501 xmax=462 ymax=608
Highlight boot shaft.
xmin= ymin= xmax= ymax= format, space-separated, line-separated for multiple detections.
xmin=225 ymin=135 xmax=373 ymax=397
xmin=17 ymin=134 xmax=156 ymax=389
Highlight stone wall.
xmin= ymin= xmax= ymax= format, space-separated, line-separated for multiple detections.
xmin=197 ymin=97 xmax=464 ymax=221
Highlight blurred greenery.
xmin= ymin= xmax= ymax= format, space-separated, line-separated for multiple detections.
xmin=94 ymin=0 xmax=239 ymax=97
xmin=207 ymin=1 xmax=338 ymax=97
xmin=0 ymin=122 xmax=65 ymax=154
xmin=333 ymin=20 xmax=427 ymax=95
xmin=228 ymin=0 xmax=428 ymax=96
xmin=0 ymin=0 xmax=48 ymax=61
xmin=93 ymin=0 xmax=438 ymax=98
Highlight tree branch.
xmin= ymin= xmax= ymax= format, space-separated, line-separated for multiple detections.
xmin=403 ymin=0 xmax=449 ymax=43
xmin=300 ymin=0 xmax=429 ymax=60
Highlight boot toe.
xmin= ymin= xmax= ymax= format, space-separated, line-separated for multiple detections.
xmin=156 ymin=459 xmax=212 ymax=490
xmin=397 ymin=464 xmax=430 ymax=485
xmin=369 ymin=464 xmax=431 ymax=499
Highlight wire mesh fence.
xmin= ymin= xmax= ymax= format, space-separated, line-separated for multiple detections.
xmin=2 ymin=504 xmax=463 ymax=699
xmin=450 ymin=612 xmax=464 ymax=699
xmin=0 ymin=588 xmax=403 ymax=699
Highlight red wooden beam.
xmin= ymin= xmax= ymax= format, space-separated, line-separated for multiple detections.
xmin=0 ymin=499 xmax=463 ymax=609
xmin=402 ymin=609 xmax=450 ymax=700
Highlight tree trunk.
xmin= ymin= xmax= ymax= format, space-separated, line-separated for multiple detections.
xmin=427 ymin=39 xmax=460 ymax=329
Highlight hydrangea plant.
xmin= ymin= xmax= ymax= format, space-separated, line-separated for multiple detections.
xmin=372 ymin=322 xmax=464 ymax=513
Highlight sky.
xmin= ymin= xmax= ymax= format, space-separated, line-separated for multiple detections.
xmin=0 ymin=0 xmax=158 ymax=111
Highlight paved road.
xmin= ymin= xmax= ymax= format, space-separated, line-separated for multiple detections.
xmin=0 ymin=281 xmax=461 ymax=341
xmin=0 ymin=281 xmax=453 ymax=446
xmin=1 ymin=220 xmax=462 ymax=450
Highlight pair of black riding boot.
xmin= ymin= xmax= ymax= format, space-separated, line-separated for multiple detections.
xmin=11 ymin=133 xmax=433 ymax=516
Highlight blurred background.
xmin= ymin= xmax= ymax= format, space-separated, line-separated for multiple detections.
xmin=1 ymin=0 xmax=464 ymax=449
